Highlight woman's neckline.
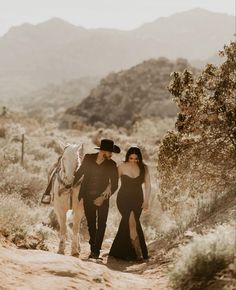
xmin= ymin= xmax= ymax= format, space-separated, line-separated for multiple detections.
xmin=121 ymin=162 xmax=140 ymax=179
xmin=121 ymin=174 xmax=140 ymax=179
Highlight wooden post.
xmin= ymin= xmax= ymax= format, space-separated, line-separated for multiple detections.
xmin=21 ymin=134 xmax=24 ymax=166
xmin=234 ymin=209 xmax=236 ymax=277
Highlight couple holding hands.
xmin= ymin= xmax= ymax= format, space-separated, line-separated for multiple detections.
xmin=73 ymin=139 xmax=151 ymax=261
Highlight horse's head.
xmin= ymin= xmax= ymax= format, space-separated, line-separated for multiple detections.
xmin=60 ymin=144 xmax=82 ymax=186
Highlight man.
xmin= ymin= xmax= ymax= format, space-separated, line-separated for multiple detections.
xmin=73 ymin=139 xmax=120 ymax=259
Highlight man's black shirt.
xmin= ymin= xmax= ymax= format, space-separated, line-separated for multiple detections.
xmin=73 ymin=153 xmax=118 ymax=200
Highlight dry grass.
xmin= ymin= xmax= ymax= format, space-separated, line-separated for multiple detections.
xmin=169 ymin=224 xmax=235 ymax=290
xmin=0 ymin=193 xmax=56 ymax=249
xmin=1 ymin=112 xmax=234 ymax=275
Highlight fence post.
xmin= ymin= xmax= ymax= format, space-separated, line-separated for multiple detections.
xmin=21 ymin=134 xmax=24 ymax=166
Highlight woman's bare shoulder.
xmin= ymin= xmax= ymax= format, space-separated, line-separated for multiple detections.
xmin=118 ymin=161 xmax=127 ymax=172
xmin=118 ymin=161 xmax=126 ymax=167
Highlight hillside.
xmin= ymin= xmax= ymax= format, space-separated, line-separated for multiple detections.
xmin=65 ymin=57 xmax=197 ymax=127
xmin=0 ymin=41 xmax=235 ymax=290
xmin=16 ymin=76 xmax=99 ymax=114
xmin=134 ymin=8 xmax=234 ymax=60
xmin=0 ymin=9 xmax=234 ymax=100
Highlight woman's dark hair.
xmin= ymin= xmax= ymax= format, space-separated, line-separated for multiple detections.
xmin=125 ymin=147 xmax=146 ymax=182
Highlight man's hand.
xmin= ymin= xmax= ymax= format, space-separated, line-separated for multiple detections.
xmin=94 ymin=196 xmax=105 ymax=207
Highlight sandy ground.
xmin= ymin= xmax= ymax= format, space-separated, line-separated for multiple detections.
xmin=0 ymin=239 xmax=169 ymax=290
xmin=2 ymin=193 xmax=235 ymax=290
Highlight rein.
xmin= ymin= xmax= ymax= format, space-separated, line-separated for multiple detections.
xmin=57 ymin=171 xmax=73 ymax=189
xmin=56 ymin=153 xmax=80 ymax=209
xmin=56 ymin=155 xmax=80 ymax=195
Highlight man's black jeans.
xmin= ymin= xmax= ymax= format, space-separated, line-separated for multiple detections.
xmin=83 ymin=197 xmax=109 ymax=255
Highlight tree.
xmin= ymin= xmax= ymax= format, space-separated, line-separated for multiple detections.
xmin=158 ymin=42 xmax=236 ymax=210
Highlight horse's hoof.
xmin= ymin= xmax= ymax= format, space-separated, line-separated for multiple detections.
xmin=57 ymin=250 xmax=65 ymax=255
xmin=71 ymin=252 xmax=80 ymax=258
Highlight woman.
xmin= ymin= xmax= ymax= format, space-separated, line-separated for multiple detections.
xmin=109 ymin=146 xmax=151 ymax=261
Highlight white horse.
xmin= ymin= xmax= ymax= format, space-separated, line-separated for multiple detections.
xmin=52 ymin=143 xmax=84 ymax=257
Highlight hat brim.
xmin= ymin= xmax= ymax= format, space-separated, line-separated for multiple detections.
xmin=94 ymin=145 xmax=120 ymax=153
xmin=113 ymin=145 xmax=121 ymax=153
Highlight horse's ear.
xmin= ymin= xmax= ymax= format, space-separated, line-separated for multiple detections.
xmin=77 ymin=144 xmax=84 ymax=160
xmin=57 ymin=140 xmax=66 ymax=154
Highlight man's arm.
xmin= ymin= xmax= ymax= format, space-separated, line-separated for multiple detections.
xmin=93 ymin=162 xmax=118 ymax=207
xmin=73 ymin=154 xmax=89 ymax=186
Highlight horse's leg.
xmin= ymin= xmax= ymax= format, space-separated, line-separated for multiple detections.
xmin=56 ymin=209 xmax=67 ymax=255
xmin=54 ymin=182 xmax=68 ymax=255
xmin=71 ymin=187 xmax=84 ymax=257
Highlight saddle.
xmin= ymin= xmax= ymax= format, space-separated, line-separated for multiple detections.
xmin=41 ymin=157 xmax=61 ymax=204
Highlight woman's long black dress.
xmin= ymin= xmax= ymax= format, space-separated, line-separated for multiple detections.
xmin=109 ymin=174 xmax=148 ymax=260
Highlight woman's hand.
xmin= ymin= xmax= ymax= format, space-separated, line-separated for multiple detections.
xmin=142 ymin=200 xmax=149 ymax=211
xmin=102 ymin=188 xmax=111 ymax=199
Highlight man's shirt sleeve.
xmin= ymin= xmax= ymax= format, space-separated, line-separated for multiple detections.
xmin=73 ymin=154 xmax=89 ymax=185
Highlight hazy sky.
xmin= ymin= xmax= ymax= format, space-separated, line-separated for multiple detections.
xmin=0 ymin=0 xmax=235 ymax=36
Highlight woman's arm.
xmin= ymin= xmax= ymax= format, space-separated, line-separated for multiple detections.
xmin=102 ymin=182 xmax=111 ymax=199
xmin=118 ymin=163 xmax=123 ymax=177
xmin=142 ymin=165 xmax=151 ymax=210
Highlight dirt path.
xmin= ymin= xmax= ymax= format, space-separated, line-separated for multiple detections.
xmin=0 ymin=240 xmax=169 ymax=290
xmin=3 ymin=194 xmax=235 ymax=290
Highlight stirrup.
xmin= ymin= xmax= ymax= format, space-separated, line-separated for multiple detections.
xmin=41 ymin=194 xmax=51 ymax=204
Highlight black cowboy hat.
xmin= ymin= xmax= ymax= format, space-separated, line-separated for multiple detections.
xmin=95 ymin=139 xmax=120 ymax=153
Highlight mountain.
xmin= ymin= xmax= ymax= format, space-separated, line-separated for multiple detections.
xmin=134 ymin=8 xmax=234 ymax=59
xmin=192 ymin=52 xmax=225 ymax=68
xmin=0 ymin=9 xmax=234 ymax=101
xmin=15 ymin=76 xmax=99 ymax=116
xmin=64 ymin=57 xmax=198 ymax=127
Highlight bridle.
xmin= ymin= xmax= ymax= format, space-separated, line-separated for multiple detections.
xmin=56 ymin=149 xmax=80 ymax=192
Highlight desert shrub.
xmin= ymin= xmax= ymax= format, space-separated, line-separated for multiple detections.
xmin=42 ymin=138 xmax=64 ymax=155
xmin=4 ymin=122 xmax=25 ymax=142
xmin=132 ymin=117 xmax=175 ymax=163
xmin=0 ymin=194 xmax=30 ymax=236
xmin=26 ymin=143 xmax=53 ymax=161
xmin=0 ymin=163 xmax=44 ymax=203
xmin=24 ymin=134 xmax=59 ymax=160
xmin=158 ymin=42 xmax=236 ymax=213
xmin=0 ymin=126 xmax=6 ymax=138
xmin=0 ymin=194 xmax=56 ymax=249
xmin=0 ymin=130 xmax=62 ymax=203
xmin=169 ymin=225 xmax=235 ymax=290
xmin=133 ymin=117 xmax=175 ymax=141
xmin=1 ymin=142 xmax=21 ymax=164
